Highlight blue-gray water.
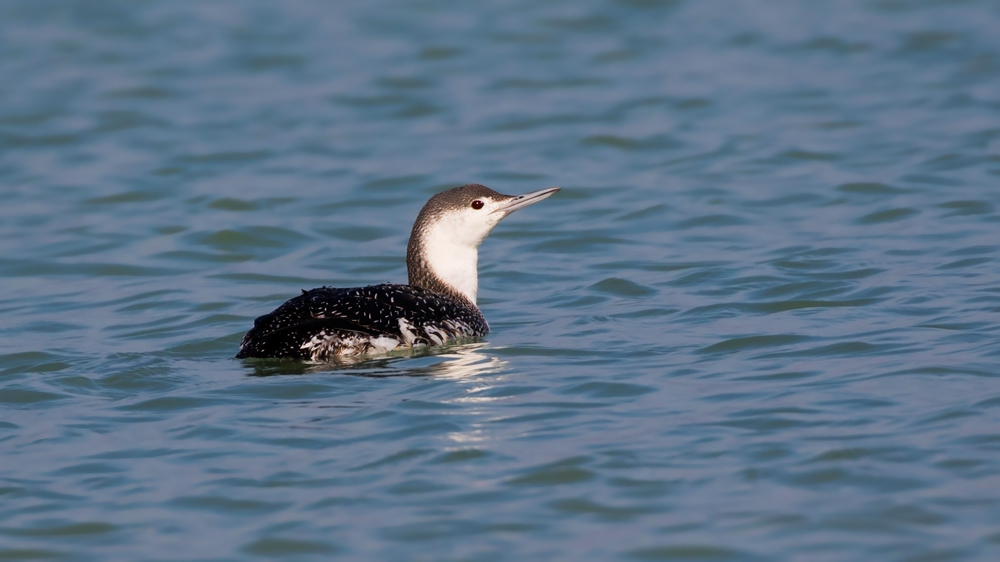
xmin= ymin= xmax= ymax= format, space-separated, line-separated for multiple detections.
xmin=2 ymin=1 xmax=999 ymax=560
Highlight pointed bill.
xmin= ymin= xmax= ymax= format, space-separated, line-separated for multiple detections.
xmin=493 ymin=187 xmax=561 ymax=215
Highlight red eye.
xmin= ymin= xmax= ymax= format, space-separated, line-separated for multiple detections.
xmin=471 ymin=200 xmax=484 ymax=210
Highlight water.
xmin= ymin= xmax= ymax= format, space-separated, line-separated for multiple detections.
xmin=2 ymin=0 xmax=999 ymax=559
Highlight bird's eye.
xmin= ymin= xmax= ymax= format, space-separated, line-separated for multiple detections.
xmin=471 ymin=200 xmax=484 ymax=210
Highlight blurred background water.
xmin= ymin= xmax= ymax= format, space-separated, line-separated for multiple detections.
xmin=1 ymin=0 xmax=999 ymax=560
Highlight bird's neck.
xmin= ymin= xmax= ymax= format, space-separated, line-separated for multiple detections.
xmin=407 ymin=226 xmax=479 ymax=306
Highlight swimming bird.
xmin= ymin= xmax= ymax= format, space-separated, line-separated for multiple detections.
xmin=236 ymin=184 xmax=560 ymax=360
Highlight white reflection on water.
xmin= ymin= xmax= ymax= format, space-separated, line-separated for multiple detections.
xmin=429 ymin=343 xmax=508 ymax=380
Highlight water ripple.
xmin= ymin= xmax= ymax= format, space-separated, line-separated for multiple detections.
xmin=2 ymin=0 xmax=1000 ymax=560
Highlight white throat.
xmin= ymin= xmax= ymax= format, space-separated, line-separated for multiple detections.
xmin=420 ymin=216 xmax=485 ymax=304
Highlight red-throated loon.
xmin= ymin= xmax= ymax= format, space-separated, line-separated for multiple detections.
xmin=235 ymin=184 xmax=560 ymax=360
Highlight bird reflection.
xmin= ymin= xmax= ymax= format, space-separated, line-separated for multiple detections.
xmin=243 ymin=340 xmax=506 ymax=379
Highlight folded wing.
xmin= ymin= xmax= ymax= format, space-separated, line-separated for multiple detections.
xmin=235 ymin=284 xmax=488 ymax=360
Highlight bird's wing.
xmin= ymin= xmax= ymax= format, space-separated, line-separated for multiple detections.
xmin=236 ymin=284 xmax=485 ymax=359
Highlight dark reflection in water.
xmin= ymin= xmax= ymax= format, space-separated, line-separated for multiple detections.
xmin=244 ymin=342 xmax=504 ymax=378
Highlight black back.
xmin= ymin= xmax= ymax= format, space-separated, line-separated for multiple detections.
xmin=235 ymin=283 xmax=489 ymax=360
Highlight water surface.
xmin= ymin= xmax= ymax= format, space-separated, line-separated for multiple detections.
xmin=2 ymin=0 xmax=1000 ymax=560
